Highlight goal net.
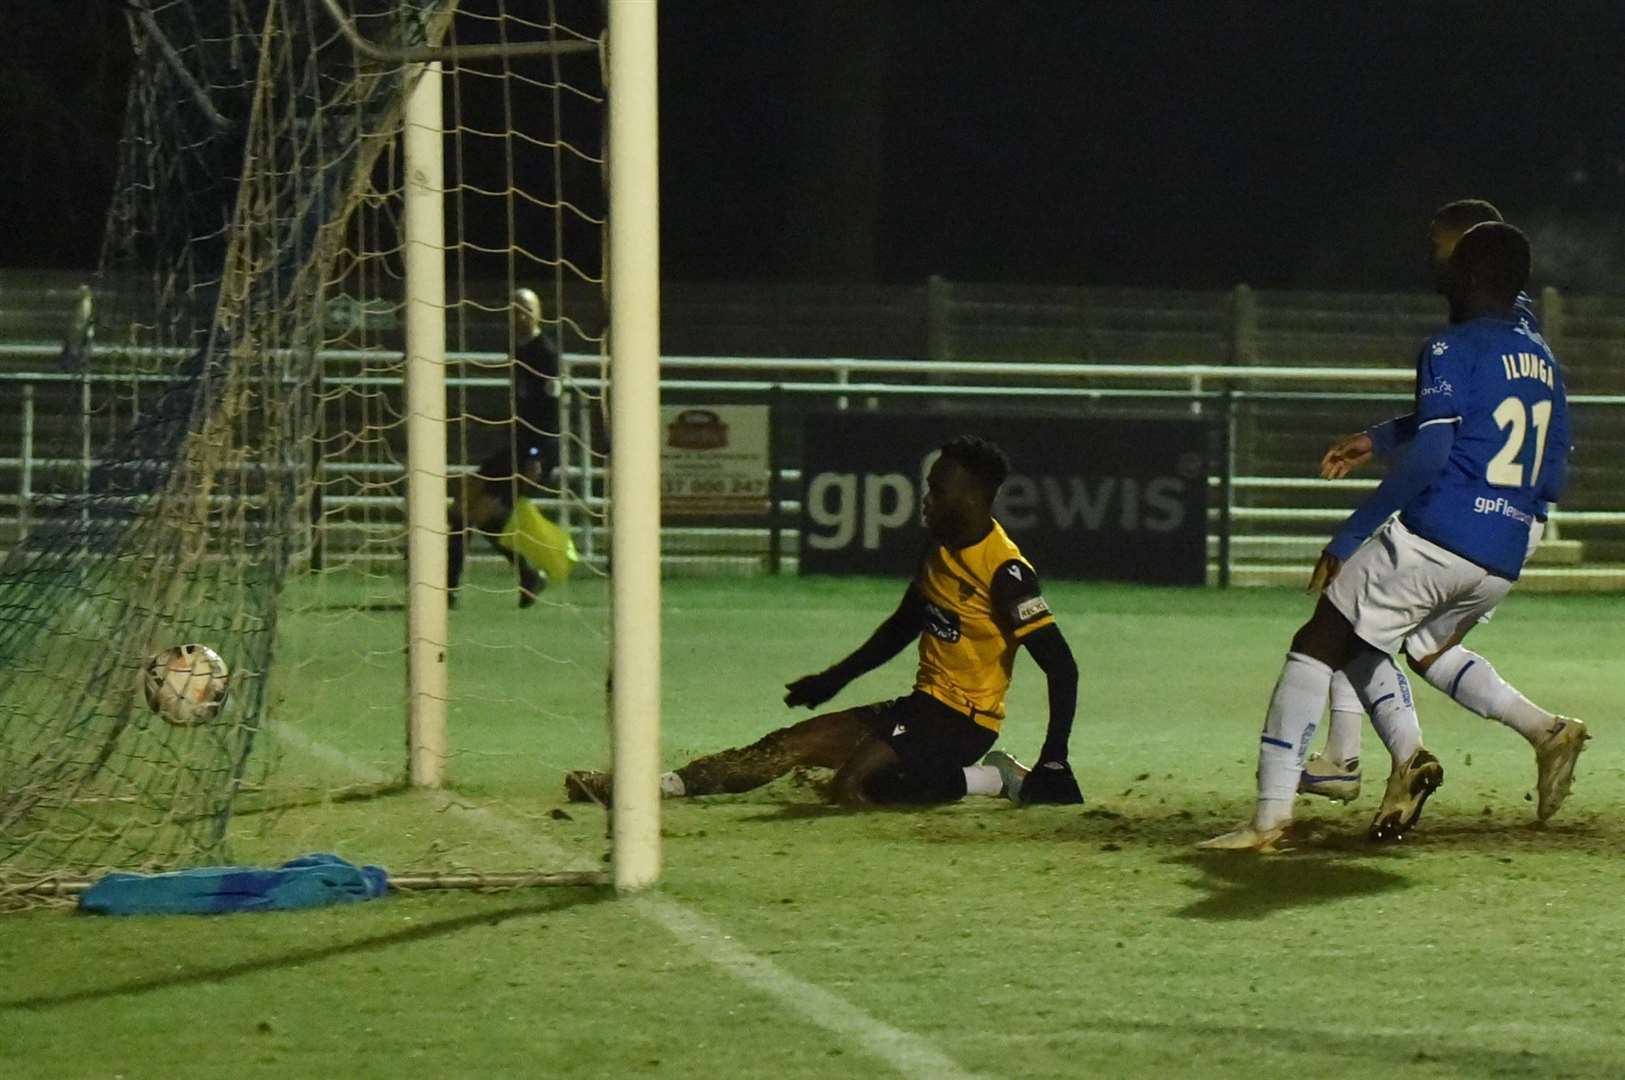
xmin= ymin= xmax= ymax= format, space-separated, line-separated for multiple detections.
xmin=0 ymin=0 xmax=654 ymax=905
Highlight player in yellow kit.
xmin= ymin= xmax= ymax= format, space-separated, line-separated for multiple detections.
xmin=564 ymin=435 xmax=1083 ymax=808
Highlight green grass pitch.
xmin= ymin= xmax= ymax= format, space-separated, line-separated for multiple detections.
xmin=2 ymin=577 xmax=1620 ymax=1078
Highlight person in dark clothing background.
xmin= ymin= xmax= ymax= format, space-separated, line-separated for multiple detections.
xmin=447 ymin=287 xmax=572 ymax=608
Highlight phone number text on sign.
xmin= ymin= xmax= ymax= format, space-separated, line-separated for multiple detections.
xmin=661 ymin=405 xmax=771 ymax=516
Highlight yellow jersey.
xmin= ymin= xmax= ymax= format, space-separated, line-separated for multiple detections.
xmin=912 ymin=519 xmax=1054 ymax=732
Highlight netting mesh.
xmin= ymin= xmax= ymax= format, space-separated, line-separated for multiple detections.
xmin=0 ymin=0 xmax=610 ymax=901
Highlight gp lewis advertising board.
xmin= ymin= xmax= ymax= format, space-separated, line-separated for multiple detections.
xmin=798 ymin=413 xmax=1208 ymax=583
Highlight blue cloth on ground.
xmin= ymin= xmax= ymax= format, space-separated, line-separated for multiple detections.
xmin=79 ymin=853 xmax=390 ymax=916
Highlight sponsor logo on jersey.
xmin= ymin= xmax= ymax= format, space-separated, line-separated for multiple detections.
xmin=1431 ymin=340 xmax=1449 ymax=356
xmin=1420 ymin=377 xmax=1454 ymax=397
xmin=922 ymin=601 xmax=961 ymax=643
xmin=1015 ymin=596 xmax=1050 ymax=623
xmin=1473 ymin=496 xmax=1535 ymax=525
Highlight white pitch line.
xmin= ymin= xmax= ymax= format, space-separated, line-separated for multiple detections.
xmin=632 ymin=894 xmax=982 ymax=1080
xmin=271 ymin=725 xmax=981 ymax=1080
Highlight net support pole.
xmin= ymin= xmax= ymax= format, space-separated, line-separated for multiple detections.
xmin=403 ymin=59 xmax=449 ymax=788
xmin=18 ymin=382 xmax=33 ymax=543
xmin=607 ymin=0 xmax=662 ymax=892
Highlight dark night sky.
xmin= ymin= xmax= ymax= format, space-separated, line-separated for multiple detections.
xmin=5 ymin=1 xmax=1624 ymax=292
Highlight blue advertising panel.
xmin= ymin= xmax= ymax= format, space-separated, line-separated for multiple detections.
xmin=798 ymin=413 xmax=1209 ymax=583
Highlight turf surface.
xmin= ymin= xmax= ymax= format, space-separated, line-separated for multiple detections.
xmin=2 ymin=577 xmax=1620 ymax=1078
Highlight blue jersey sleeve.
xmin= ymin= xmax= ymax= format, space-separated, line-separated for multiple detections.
xmin=1326 ymin=422 xmax=1454 ymax=561
xmin=1366 ymin=413 xmax=1417 ymax=457
xmin=1413 ymin=338 xmax=1462 ymax=429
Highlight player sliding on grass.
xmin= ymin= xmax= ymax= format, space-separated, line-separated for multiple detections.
xmin=1203 ymin=223 xmax=1573 ymax=852
xmin=565 ymin=435 xmax=1084 ymax=809
xmin=1299 ymin=200 xmax=1589 ymax=820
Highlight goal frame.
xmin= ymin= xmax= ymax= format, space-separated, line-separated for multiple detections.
xmin=396 ymin=0 xmax=663 ymax=892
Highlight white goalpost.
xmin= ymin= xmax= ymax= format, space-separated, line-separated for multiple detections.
xmin=0 ymin=0 xmax=661 ymax=903
xmin=403 ymin=56 xmax=451 ymax=791
xmin=604 ymin=0 xmax=662 ymax=892
xmin=397 ymin=0 xmax=663 ymax=888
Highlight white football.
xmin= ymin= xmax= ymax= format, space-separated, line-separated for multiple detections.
xmin=143 ymin=644 xmax=230 ymax=725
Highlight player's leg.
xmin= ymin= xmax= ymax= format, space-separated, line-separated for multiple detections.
xmin=1340 ymin=647 xmax=1440 ymax=841
xmin=447 ymin=476 xmax=474 ymax=607
xmin=447 ymin=505 xmax=468 ymax=607
xmin=828 ymin=736 xmax=906 ymax=807
xmin=1410 ymin=641 xmax=1548 ymax=738
xmin=1407 ymin=622 xmax=1589 ymax=821
xmin=1313 ymin=520 xmax=1482 ymax=840
xmin=448 ymin=473 xmax=510 ymax=606
xmin=487 ymin=539 xmax=546 ymax=608
xmin=565 ymin=705 xmax=879 ymax=804
xmin=468 ymin=469 xmax=543 ymax=607
xmin=1200 ymin=596 xmax=1360 ymax=850
xmin=833 ymin=693 xmax=999 ymax=807
xmin=1301 ymin=671 xmax=1364 ymax=801
xmin=677 ymin=707 xmax=877 ymax=797
xmin=1316 ymin=518 xmax=1462 ymax=778
xmin=964 ymin=752 xmax=1020 ymax=798
xmin=1205 ymin=518 xmax=1456 ymax=851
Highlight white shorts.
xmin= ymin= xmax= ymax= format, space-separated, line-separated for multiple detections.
xmin=1325 ymin=517 xmax=1513 ymax=659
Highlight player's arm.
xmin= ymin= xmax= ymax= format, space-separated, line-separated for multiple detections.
xmin=1313 ymin=341 xmax=1469 ymax=584
xmin=1320 ymin=345 xmax=1429 ymax=478
xmin=783 ymin=584 xmax=926 ymax=709
xmin=1366 ymin=412 xmax=1419 ymax=454
xmin=992 ymin=561 xmax=1083 ymax=804
xmin=1020 ymin=624 xmax=1081 ymax=796
xmin=1314 ymin=424 xmax=1454 ymax=592
xmin=1321 ymin=415 xmax=1420 ymax=479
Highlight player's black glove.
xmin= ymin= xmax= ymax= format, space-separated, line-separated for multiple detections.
xmin=783 ymin=668 xmax=847 ymax=709
xmin=1020 ymin=759 xmax=1084 ymax=805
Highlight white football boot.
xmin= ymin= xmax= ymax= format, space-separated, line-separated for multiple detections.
xmin=1197 ymin=820 xmax=1287 ymax=853
xmin=1368 ymin=748 xmax=1443 ymax=842
xmin=980 ymin=750 xmax=1029 ymax=803
xmin=1298 ymin=753 xmax=1361 ymax=802
xmin=1534 ymin=716 xmax=1589 ymax=821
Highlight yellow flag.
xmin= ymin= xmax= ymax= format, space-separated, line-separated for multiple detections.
xmin=497 ymin=500 xmax=579 ymax=583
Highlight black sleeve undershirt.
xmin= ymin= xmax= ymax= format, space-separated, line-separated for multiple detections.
xmin=1022 ymin=621 xmax=1078 ymax=764
xmin=828 ymin=584 xmax=927 ymax=683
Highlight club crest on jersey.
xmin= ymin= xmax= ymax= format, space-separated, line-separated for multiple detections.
xmin=923 ymin=601 xmax=961 ymax=643
xmin=1431 ymin=340 xmax=1449 ymax=356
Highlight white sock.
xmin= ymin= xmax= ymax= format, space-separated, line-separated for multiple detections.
xmin=1324 ymin=671 xmax=1364 ymax=764
xmin=1419 ymin=645 xmax=1552 ymax=744
xmin=1343 ymin=651 xmax=1422 ymax=765
xmin=962 ymin=765 xmax=1003 ymax=797
xmin=1255 ymin=652 xmax=1331 ymax=827
xmin=659 ymin=771 xmax=686 ymax=798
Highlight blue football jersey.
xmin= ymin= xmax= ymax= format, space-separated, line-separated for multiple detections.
xmin=1368 ymin=293 xmax=1543 ymax=460
xmin=1399 ymin=311 xmax=1571 ymax=579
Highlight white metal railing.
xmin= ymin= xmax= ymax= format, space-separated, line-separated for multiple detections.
xmin=4 ymin=353 xmax=1625 ymax=578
